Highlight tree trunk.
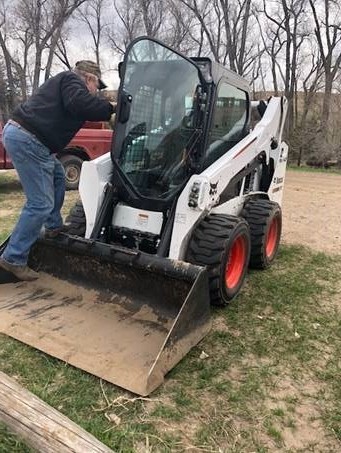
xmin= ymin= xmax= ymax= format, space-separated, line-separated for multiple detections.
xmin=33 ymin=46 xmax=43 ymax=93
xmin=0 ymin=31 xmax=17 ymax=111
xmin=271 ymin=55 xmax=279 ymax=96
xmin=45 ymin=25 xmax=63 ymax=81
xmin=297 ymin=146 xmax=302 ymax=166
xmin=322 ymin=74 xmax=333 ymax=128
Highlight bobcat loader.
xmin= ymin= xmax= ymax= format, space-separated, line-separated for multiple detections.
xmin=0 ymin=37 xmax=288 ymax=395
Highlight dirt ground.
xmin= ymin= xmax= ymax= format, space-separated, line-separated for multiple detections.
xmin=282 ymin=170 xmax=341 ymax=255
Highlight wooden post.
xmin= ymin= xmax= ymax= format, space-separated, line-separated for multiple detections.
xmin=0 ymin=371 xmax=114 ymax=453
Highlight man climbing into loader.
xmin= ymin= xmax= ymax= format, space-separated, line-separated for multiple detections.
xmin=0 ymin=60 xmax=115 ymax=281
xmin=0 ymin=37 xmax=288 ymax=396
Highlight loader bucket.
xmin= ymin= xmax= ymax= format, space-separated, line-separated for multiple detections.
xmin=0 ymin=236 xmax=211 ymax=395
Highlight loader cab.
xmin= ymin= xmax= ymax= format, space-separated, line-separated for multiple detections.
xmin=112 ymin=37 xmax=207 ymax=210
xmin=104 ymin=38 xmax=251 ymax=255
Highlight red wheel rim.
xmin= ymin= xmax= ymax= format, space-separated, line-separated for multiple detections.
xmin=225 ymin=235 xmax=247 ymax=289
xmin=266 ymin=216 xmax=279 ymax=258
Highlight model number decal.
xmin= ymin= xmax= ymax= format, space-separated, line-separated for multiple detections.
xmin=272 ymin=186 xmax=283 ymax=193
xmin=175 ymin=213 xmax=186 ymax=224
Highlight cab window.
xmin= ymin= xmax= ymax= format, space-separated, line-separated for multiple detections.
xmin=204 ymin=82 xmax=248 ymax=167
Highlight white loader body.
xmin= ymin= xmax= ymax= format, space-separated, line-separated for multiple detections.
xmin=80 ymin=96 xmax=288 ymax=260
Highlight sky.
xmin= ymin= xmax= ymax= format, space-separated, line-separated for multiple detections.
xmin=49 ymin=16 xmax=122 ymax=90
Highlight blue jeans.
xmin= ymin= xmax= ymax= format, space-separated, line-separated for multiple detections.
xmin=1 ymin=123 xmax=65 ymax=266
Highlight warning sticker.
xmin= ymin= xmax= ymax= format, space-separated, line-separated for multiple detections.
xmin=137 ymin=213 xmax=149 ymax=227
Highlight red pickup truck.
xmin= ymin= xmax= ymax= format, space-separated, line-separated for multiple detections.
xmin=0 ymin=122 xmax=113 ymax=190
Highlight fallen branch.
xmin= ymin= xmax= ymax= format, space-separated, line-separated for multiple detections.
xmin=0 ymin=371 xmax=113 ymax=453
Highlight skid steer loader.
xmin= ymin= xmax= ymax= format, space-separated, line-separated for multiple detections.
xmin=0 ymin=37 xmax=288 ymax=395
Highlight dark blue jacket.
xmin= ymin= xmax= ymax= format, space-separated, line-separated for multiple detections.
xmin=12 ymin=71 xmax=114 ymax=153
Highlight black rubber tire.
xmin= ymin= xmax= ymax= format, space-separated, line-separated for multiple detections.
xmin=186 ymin=214 xmax=251 ymax=306
xmin=65 ymin=200 xmax=86 ymax=237
xmin=242 ymin=199 xmax=282 ymax=269
xmin=60 ymin=155 xmax=84 ymax=190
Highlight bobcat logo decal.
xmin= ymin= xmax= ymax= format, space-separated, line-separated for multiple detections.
xmin=209 ymin=181 xmax=218 ymax=196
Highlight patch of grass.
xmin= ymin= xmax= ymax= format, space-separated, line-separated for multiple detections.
xmin=195 ymin=410 xmax=235 ymax=449
xmin=264 ymin=421 xmax=283 ymax=445
xmin=284 ymin=395 xmax=299 ymax=407
xmin=171 ymin=387 xmax=194 ymax=409
xmin=151 ymin=404 xmax=182 ymax=421
xmin=316 ymin=349 xmax=341 ymax=440
xmin=0 ymin=170 xmax=78 ymax=244
xmin=288 ymin=164 xmax=341 ymax=175
xmin=272 ymin=408 xmax=285 ymax=417
xmin=285 ymin=417 xmax=296 ymax=429
xmin=0 ymin=423 xmax=33 ymax=453
xmin=0 ymin=172 xmax=23 ymax=242
xmin=0 ymin=170 xmax=22 ymax=187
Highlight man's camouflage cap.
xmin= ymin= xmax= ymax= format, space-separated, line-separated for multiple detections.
xmin=75 ymin=60 xmax=107 ymax=90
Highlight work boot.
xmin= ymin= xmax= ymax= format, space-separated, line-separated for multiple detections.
xmin=0 ymin=258 xmax=39 ymax=281
xmin=44 ymin=224 xmax=70 ymax=239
